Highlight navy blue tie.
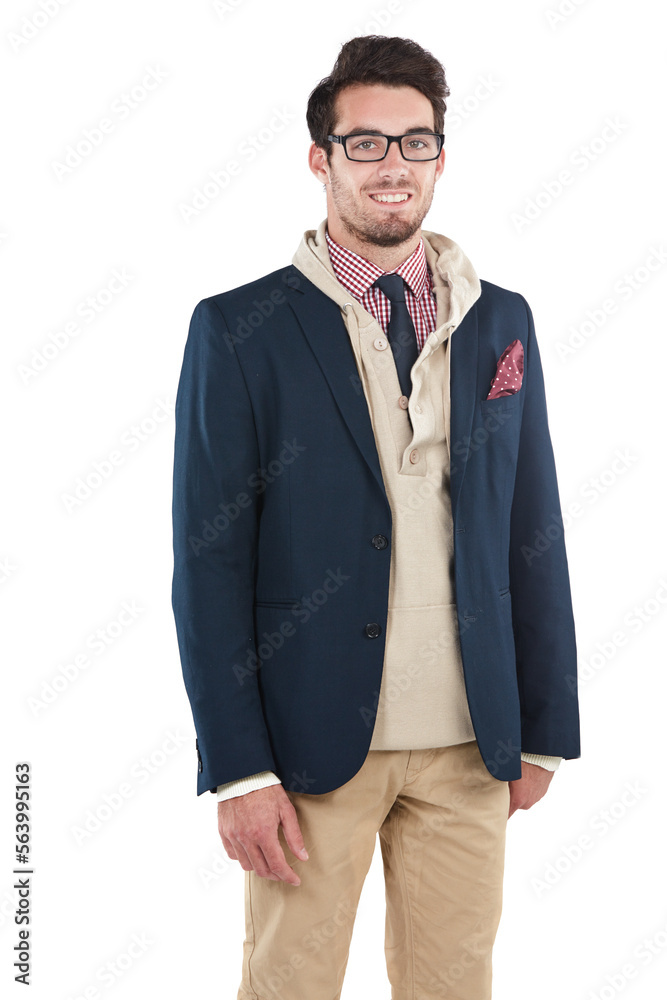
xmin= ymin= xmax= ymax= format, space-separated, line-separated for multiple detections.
xmin=372 ymin=273 xmax=420 ymax=399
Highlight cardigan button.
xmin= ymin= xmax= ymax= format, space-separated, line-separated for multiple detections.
xmin=409 ymin=448 xmax=420 ymax=464
xmin=371 ymin=534 xmax=388 ymax=549
xmin=365 ymin=622 xmax=381 ymax=638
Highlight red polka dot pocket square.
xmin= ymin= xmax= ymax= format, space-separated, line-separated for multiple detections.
xmin=486 ymin=339 xmax=524 ymax=399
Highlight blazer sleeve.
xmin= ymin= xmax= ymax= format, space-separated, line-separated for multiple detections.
xmin=171 ymin=298 xmax=278 ymax=794
xmin=508 ymin=294 xmax=581 ymax=760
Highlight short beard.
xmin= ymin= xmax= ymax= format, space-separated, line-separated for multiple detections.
xmin=329 ymin=168 xmax=435 ymax=248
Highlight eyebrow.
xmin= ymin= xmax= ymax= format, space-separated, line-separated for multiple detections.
xmin=345 ymin=125 xmax=436 ymax=134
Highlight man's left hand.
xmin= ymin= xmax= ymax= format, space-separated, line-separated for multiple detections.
xmin=508 ymin=761 xmax=554 ymax=818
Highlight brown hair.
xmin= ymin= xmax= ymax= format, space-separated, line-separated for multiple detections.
xmin=306 ymin=35 xmax=449 ymax=163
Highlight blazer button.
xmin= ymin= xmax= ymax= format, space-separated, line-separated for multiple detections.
xmin=398 ymin=395 xmax=409 ymax=409
xmin=365 ymin=622 xmax=381 ymax=638
xmin=371 ymin=534 xmax=388 ymax=549
xmin=409 ymin=448 xmax=420 ymax=463
xmin=373 ymin=337 xmax=388 ymax=351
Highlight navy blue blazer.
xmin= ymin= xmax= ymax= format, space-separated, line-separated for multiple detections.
xmin=171 ymin=264 xmax=581 ymax=795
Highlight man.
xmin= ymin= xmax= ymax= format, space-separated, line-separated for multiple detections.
xmin=172 ymin=35 xmax=580 ymax=1000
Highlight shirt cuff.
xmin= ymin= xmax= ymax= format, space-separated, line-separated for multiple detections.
xmin=520 ymin=752 xmax=562 ymax=771
xmin=216 ymin=771 xmax=282 ymax=802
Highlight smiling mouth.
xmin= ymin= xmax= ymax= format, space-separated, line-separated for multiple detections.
xmin=369 ymin=192 xmax=413 ymax=204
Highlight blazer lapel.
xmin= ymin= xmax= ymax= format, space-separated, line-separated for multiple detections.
xmin=286 ymin=268 xmax=480 ymax=521
xmin=286 ymin=273 xmax=390 ymax=505
xmin=449 ymin=304 xmax=479 ymax=519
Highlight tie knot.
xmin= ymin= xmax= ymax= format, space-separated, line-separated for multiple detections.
xmin=373 ymin=273 xmax=406 ymax=304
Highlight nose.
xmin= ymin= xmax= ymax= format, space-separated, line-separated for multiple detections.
xmin=378 ymin=138 xmax=409 ymax=175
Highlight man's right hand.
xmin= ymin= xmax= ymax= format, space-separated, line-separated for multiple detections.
xmin=218 ymin=783 xmax=309 ymax=886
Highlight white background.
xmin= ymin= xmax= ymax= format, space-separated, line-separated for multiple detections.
xmin=2 ymin=0 xmax=666 ymax=998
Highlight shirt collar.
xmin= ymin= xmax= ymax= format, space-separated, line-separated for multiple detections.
xmin=325 ymin=227 xmax=430 ymax=300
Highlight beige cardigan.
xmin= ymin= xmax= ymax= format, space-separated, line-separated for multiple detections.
xmin=293 ymin=219 xmax=479 ymax=751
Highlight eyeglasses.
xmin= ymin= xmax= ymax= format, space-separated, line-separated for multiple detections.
xmin=327 ymin=131 xmax=445 ymax=162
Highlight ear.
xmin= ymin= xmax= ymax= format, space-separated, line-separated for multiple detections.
xmin=433 ymin=146 xmax=446 ymax=184
xmin=308 ymin=141 xmax=330 ymax=185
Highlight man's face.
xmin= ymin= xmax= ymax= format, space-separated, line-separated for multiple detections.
xmin=309 ymin=83 xmax=445 ymax=249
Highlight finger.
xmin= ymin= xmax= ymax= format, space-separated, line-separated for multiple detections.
xmin=243 ymin=842 xmax=292 ymax=882
xmin=220 ymin=834 xmax=237 ymax=860
xmin=259 ymin=842 xmax=302 ymax=886
xmin=280 ymin=802 xmax=309 ymax=861
xmin=230 ymin=842 xmax=257 ymax=873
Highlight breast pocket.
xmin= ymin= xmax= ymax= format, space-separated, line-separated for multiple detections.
xmin=479 ymin=389 xmax=523 ymax=415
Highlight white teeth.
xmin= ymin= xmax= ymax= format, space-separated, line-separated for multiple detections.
xmin=370 ymin=193 xmax=410 ymax=203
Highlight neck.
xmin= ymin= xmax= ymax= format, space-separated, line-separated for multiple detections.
xmin=326 ymin=220 xmax=421 ymax=272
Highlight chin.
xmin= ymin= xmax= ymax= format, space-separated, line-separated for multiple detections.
xmin=369 ymin=231 xmax=417 ymax=248
xmin=370 ymin=218 xmax=422 ymax=246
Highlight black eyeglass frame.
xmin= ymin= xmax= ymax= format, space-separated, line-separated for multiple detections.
xmin=327 ymin=132 xmax=445 ymax=162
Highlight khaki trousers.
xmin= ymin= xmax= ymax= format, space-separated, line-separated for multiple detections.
xmin=237 ymin=739 xmax=509 ymax=1000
